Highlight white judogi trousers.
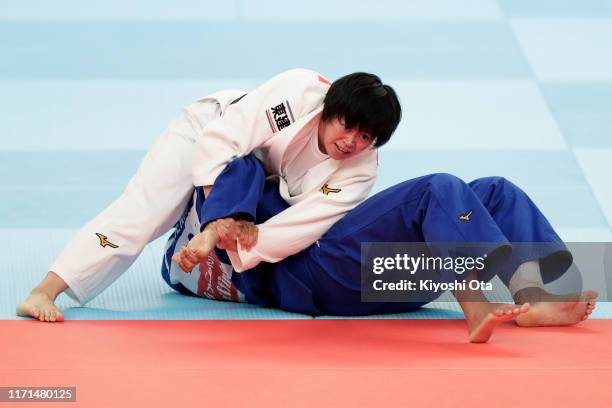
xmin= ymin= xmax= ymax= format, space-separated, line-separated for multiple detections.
xmin=49 ymin=100 xmax=221 ymax=305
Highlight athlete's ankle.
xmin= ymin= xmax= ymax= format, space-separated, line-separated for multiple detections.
xmin=30 ymin=271 xmax=68 ymax=301
xmin=30 ymin=287 xmax=55 ymax=299
xmin=513 ymin=286 xmax=547 ymax=304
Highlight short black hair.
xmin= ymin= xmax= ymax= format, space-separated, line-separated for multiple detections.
xmin=322 ymin=72 xmax=401 ymax=148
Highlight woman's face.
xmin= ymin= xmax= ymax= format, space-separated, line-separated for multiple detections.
xmin=317 ymin=116 xmax=374 ymax=160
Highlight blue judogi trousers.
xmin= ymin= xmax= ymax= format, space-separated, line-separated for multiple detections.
xmin=164 ymin=155 xmax=572 ymax=316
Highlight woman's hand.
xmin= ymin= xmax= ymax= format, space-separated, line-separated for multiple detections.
xmin=235 ymin=220 xmax=258 ymax=251
xmin=211 ymin=218 xmax=258 ymax=252
xmin=211 ymin=218 xmax=241 ymax=251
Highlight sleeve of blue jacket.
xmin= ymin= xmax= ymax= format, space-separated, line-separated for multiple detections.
xmin=198 ymin=155 xmax=266 ymax=230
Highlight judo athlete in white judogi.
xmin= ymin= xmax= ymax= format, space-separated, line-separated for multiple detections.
xmin=17 ymin=68 xmax=402 ymax=321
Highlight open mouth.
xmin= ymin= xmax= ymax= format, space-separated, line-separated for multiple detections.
xmin=334 ymin=143 xmax=350 ymax=154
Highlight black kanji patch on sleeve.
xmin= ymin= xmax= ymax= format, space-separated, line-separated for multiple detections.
xmin=265 ymin=100 xmax=295 ymax=133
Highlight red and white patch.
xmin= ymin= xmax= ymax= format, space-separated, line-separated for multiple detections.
xmin=196 ymin=250 xmax=244 ymax=302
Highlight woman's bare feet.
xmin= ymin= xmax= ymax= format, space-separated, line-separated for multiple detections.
xmin=453 ymin=270 xmax=530 ymax=343
xmin=172 ymin=226 xmax=219 ymax=272
xmin=16 ymin=291 xmax=64 ymax=322
xmin=463 ymin=302 xmax=530 ymax=343
xmin=513 ymin=287 xmax=598 ymax=327
xmin=16 ymin=272 xmax=68 ymax=322
xmin=172 ymin=218 xmax=258 ymax=272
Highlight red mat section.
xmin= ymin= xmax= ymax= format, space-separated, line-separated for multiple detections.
xmin=1 ymin=320 xmax=611 ymax=407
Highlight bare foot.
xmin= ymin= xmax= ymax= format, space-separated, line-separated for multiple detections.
xmin=189 ymin=227 xmax=219 ymax=255
xmin=464 ymin=302 xmax=530 ymax=343
xmin=514 ymin=288 xmax=598 ymax=327
xmin=16 ymin=291 xmax=64 ymax=322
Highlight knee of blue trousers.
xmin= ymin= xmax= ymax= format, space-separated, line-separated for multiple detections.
xmin=427 ymin=172 xmax=465 ymax=185
xmin=471 ymin=176 xmax=506 ymax=185
xmin=470 ymin=176 xmax=521 ymax=196
xmin=424 ymin=173 xmax=470 ymax=194
xmin=427 ymin=174 xmax=528 ymax=202
xmin=468 ymin=176 xmax=526 ymax=210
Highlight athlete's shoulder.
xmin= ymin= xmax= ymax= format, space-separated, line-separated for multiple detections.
xmin=269 ymin=68 xmax=332 ymax=88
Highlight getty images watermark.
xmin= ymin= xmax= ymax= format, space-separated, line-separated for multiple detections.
xmin=360 ymin=242 xmax=612 ymax=303
xmin=371 ymin=252 xmax=492 ymax=292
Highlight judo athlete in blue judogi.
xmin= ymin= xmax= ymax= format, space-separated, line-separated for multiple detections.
xmin=166 ymin=155 xmax=598 ymax=343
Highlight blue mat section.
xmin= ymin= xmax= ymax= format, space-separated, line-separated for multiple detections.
xmin=2 ymin=229 xmax=476 ymax=320
xmin=498 ymin=0 xmax=612 ymax=17
xmin=3 ymin=228 xmax=611 ymax=320
xmin=3 ymin=230 xmax=310 ymax=320
xmin=540 ymin=83 xmax=612 ymax=148
xmin=0 ymin=22 xmax=530 ymax=80
xmin=1 ymin=2 xmax=611 ymax=320
xmin=1 ymin=149 xmax=609 ymax=230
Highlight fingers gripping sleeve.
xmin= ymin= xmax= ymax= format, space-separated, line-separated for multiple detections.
xmin=192 ymin=69 xmax=328 ymax=187
xmin=227 ymin=160 xmax=377 ymax=272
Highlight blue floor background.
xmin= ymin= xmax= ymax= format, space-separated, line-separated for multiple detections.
xmin=1 ymin=1 xmax=611 ymax=319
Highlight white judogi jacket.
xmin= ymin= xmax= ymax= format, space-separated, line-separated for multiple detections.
xmin=189 ymin=69 xmax=378 ymax=272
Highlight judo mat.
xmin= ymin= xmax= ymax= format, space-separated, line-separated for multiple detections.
xmin=3 ymin=229 xmax=612 ymax=321
xmin=2 ymin=1 xmax=612 ymax=406
xmin=1 ymin=319 xmax=611 ymax=407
